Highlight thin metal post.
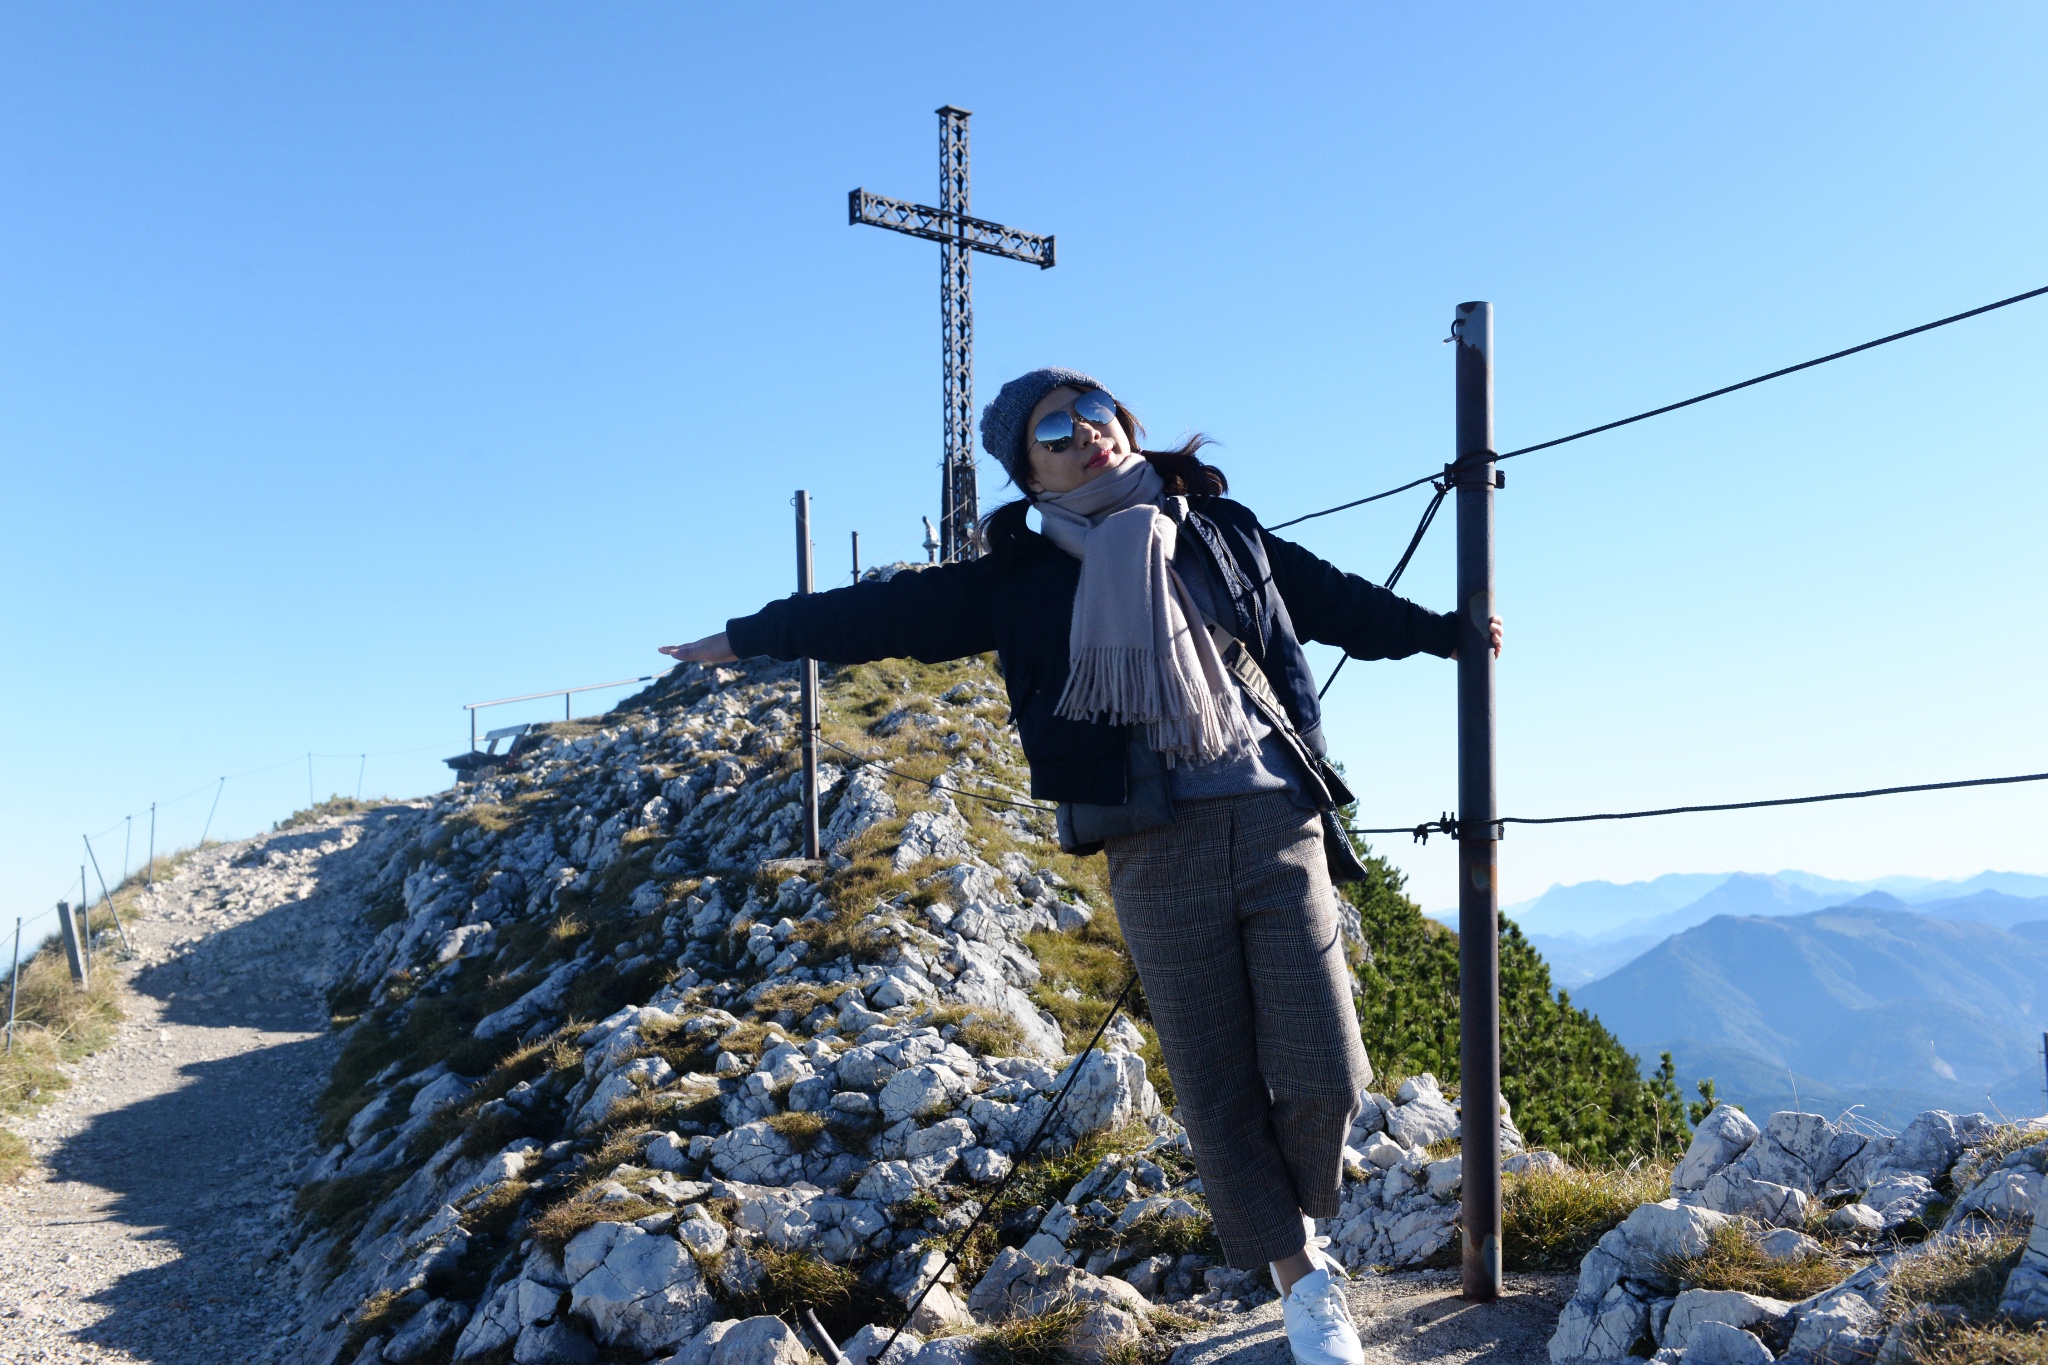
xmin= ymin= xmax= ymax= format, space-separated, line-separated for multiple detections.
xmin=123 ymin=815 xmax=132 ymax=884
xmin=565 ymin=691 xmax=571 ymax=720
xmin=851 ymin=531 xmax=862 ymax=585
xmin=471 ymin=707 xmax=478 ymax=752
xmin=147 ymin=803 xmax=155 ymax=889
xmin=84 ymin=835 xmax=131 ymax=954
xmin=6 ymin=918 xmax=19 ymax=1054
xmin=57 ymin=900 xmax=88 ymax=988
xmin=796 ymin=491 xmax=822 ymax=859
xmin=356 ymin=754 xmax=366 ymax=801
xmin=1453 ymin=299 xmax=1502 ymax=1303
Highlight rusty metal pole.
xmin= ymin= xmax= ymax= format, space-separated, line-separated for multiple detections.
xmin=851 ymin=531 xmax=862 ymax=585
xmin=796 ymin=491 xmax=822 ymax=859
xmin=1453 ymin=299 xmax=1502 ymax=1303
xmin=58 ymin=900 xmax=89 ymax=988
xmin=7 ymin=918 xmax=21 ymax=1054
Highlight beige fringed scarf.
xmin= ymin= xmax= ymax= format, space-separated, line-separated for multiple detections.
xmin=1033 ymin=462 xmax=1257 ymax=767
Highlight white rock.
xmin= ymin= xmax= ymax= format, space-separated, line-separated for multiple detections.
xmin=839 ymin=1323 xmax=923 ymax=1365
xmin=880 ymin=1065 xmax=972 ymax=1124
xmin=1951 ymin=1167 xmax=2043 ymax=1225
xmin=678 ymin=1216 xmax=728 ymax=1255
xmin=1755 ymin=1228 xmax=1822 ymax=1263
xmin=961 ymin=1146 xmax=1013 ymax=1184
xmin=1426 ymin=1156 xmax=1464 ymax=1199
xmin=565 ymin=1222 xmax=715 ymax=1353
xmin=1549 ymin=1283 xmax=1650 ymax=1363
xmin=1506 ymin=1150 xmax=1568 ymax=1177
xmin=1068 ymin=1302 xmax=1144 ymax=1363
xmin=1020 ymin=1231 xmax=1073 ymax=1263
xmin=646 ymin=1132 xmax=693 ymax=1173
xmin=892 ymin=810 xmax=972 ymax=871
xmin=1672 ymin=1105 xmax=1761 ymax=1192
xmin=1697 ymin=1167 xmax=1809 ymax=1228
xmin=1862 ymin=1172 xmax=1938 ymax=1229
xmin=905 ymin=1339 xmax=980 ymax=1365
xmin=1684 ymin=1321 xmax=1774 ymax=1365
xmin=855 ymin=1161 xmax=924 ymax=1205
xmin=1825 ymin=1202 xmax=1885 ymax=1235
xmin=1883 ymin=1110 xmax=1978 ymax=1181
xmin=1386 ymin=1086 xmax=1459 ymax=1149
xmin=1361 ymin=1133 xmax=1406 ymax=1168
xmin=513 ymin=1320 xmax=598 ymax=1365
xmin=706 ymin=1121 xmax=804 ymax=1186
xmin=711 ymin=1315 xmax=811 ymax=1365
xmin=1787 ymin=1291 xmax=1882 ymax=1359
xmin=383 ymin=1298 xmax=471 ymax=1362
xmin=1053 ymin=1049 xmax=1161 ymax=1140
xmin=1663 ymin=1290 xmax=1792 ymax=1351
xmin=1110 ymin=1196 xmax=1201 ymax=1232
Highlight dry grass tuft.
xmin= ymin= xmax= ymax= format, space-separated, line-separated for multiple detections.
xmin=1501 ymin=1162 xmax=1670 ymax=1271
xmin=1890 ymin=1233 xmax=2028 ymax=1323
xmin=974 ymin=1304 xmax=1087 ymax=1365
xmin=1953 ymin=1126 xmax=2048 ymax=1195
xmin=0 ymin=1129 xmax=30 ymax=1184
xmin=1663 ymin=1222 xmax=1860 ymax=1300
xmin=529 ymin=1190 xmax=664 ymax=1251
xmin=1894 ymin=1319 xmax=2048 ymax=1365
xmin=766 ymin=1110 xmax=827 ymax=1151
xmin=1 ymin=935 xmax=128 ymax=1164
xmin=719 ymin=1247 xmax=899 ymax=1343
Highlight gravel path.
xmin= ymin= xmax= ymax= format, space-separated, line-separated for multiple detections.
xmin=0 ymin=805 xmax=417 ymax=1365
xmin=1168 ymin=1271 xmax=1573 ymax=1365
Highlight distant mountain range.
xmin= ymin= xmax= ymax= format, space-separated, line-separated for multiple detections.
xmin=1454 ymin=869 xmax=2048 ymax=988
xmin=1569 ymin=904 xmax=2048 ymax=1127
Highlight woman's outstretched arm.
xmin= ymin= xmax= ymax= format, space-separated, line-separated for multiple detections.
xmin=659 ymin=559 xmax=1000 ymax=668
xmin=1261 ymin=527 xmax=1501 ymax=659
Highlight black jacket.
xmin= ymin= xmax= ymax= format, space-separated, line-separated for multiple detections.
xmin=725 ymin=496 xmax=1456 ymax=805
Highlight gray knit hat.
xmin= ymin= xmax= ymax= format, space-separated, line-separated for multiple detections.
xmin=979 ymin=366 xmax=1109 ymax=486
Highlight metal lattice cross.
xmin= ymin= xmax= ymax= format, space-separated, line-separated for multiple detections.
xmin=851 ymin=106 xmax=1055 ymax=561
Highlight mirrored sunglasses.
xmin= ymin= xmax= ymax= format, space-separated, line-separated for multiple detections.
xmin=1032 ymin=390 xmax=1119 ymax=452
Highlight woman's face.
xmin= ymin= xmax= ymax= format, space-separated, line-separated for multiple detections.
xmin=1023 ymin=386 xmax=1141 ymax=494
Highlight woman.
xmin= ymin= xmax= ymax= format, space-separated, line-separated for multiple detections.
xmin=661 ymin=368 xmax=1501 ymax=1365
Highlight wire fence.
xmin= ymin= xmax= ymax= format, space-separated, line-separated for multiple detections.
xmin=1268 ymin=281 xmax=2048 ymax=533
xmin=16 ymin=284 xmax=2048 ymax=974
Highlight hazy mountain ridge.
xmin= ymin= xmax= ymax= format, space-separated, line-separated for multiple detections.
xmin=1571 ymin=904 xmax=2048 ymax=1126
xmin=1482 ymin=868 xmax=2048 ymax=986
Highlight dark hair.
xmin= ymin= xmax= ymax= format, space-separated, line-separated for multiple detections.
xmin=979 ymin=399 xmax=1228 ymax=560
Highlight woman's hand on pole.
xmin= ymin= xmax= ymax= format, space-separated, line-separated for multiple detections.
xmin=659 ymin=632 xmax=738 ymax=665
xmin=1450 ymin=615 xmax=1504 ymax=660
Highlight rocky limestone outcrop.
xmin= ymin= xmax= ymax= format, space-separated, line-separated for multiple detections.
xmin=273 ymin=655 xmax=1236 ymax=1365
xmin=1549 ymin=1104 xmax=2048 ymax=1365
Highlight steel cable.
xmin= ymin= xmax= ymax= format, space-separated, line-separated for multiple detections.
xmin=1348 ymin=768 xmax=2048 ymax=843
xmin=1271 ymin=282 xmax=2048 ymax=533
xmin=879 ymin=973 xmax=1141 ymax=1357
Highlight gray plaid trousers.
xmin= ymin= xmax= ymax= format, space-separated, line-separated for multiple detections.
xmin=1105 ymin=790 xmax=1373 ymax=1269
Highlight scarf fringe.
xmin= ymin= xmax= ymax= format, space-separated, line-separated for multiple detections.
xmin=1058 ymin=644 xmax=1260 ymax=768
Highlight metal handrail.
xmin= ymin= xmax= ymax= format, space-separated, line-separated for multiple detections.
xmin=462 ymin=672 xmax=668 ymax=750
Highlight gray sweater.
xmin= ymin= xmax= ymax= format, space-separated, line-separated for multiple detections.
xmin=1168 ymin=544 xmax=1309 ymax=805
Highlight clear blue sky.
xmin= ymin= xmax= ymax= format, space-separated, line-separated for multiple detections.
xmin=5 ymin=3 xmax=2045 ymax=942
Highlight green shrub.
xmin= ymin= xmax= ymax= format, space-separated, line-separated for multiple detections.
xmin=1343 ymin=841 xmax=1691 ymax=1163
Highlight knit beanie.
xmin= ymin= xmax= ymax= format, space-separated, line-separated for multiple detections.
xmin=979 ymin=366 xmax=1108 ymax=487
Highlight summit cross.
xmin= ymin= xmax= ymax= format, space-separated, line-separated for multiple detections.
xmin=850 ymin=105 xmax=1055 ymax=562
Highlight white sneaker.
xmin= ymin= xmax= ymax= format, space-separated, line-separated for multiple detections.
xmin=1280 ymin=1267 xmax=1364 ymax=1365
